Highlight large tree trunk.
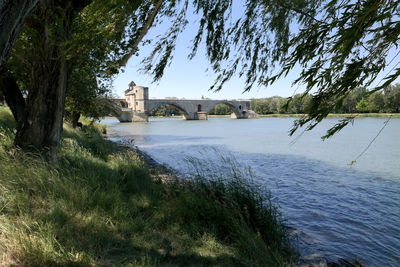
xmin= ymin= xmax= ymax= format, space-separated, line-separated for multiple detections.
xmin=0 ymin=0 xmax=39 ymax=68
xmin=13 ymin=0 xmax=79 ymax=161
xmin=14 ymin=50 xmax=68 ymax=161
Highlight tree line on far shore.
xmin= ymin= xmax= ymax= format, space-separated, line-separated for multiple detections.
xmin=251 ymin=85 xmax=400 ymax=115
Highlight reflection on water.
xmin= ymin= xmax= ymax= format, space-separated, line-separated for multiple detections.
xmin=103 ymin=117 xmax=400 ymax=266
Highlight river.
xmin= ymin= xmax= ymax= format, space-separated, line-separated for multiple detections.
xmin=102 ymin=116 xmax=400 ymax=266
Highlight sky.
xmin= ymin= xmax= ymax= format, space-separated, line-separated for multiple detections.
xmin=112 ymin=2 xmax=305 ymax=100
xmin=113 ymin=43 xmax=304 ymax=100
xmin=112 ymin=3 xmax=400 ymax=100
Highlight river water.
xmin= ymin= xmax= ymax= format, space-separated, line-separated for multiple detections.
xmin=102 ymin=117 xmax=400 ymax=266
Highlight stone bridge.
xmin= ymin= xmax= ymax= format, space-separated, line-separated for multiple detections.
xmin=111 ymin=82 xmax=256 ymax=122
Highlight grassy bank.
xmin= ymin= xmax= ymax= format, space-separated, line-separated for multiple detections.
xmin=0 ymin=106 xmax=295 ymax=266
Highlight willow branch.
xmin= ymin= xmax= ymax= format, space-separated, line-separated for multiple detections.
xmin=275 ymin=0 xmax=324 ymax=24
xmin=119 ymin=0 xmax=164 ymax=68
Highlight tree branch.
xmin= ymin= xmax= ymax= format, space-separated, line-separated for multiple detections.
xmin=119 ymin=0 xmax=164 ymax=68
xmin=275 ymin=0 xmax=324 ymax=24
xmin=0 ymin=0 xmax=39 ymax=68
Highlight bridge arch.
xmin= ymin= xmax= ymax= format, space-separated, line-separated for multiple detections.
xmin=148 ymin=101 xmax=190 ymax=118
xmin=109 ymin=101 xmax=123 ymax=117
xmin=109 ymin=109 xmax=121 ymax=118
xmin=206 ymin=101 xmax=243 ymax=118
xmin=120 ymin=100 xmax=128 ymax=108
xmin=108 ymin=99 xmax=135 ymax=122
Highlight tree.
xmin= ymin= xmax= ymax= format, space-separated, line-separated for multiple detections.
xmin=209 ymin=104 xmax=231 ymax=115
xmin=251 ymin=99 xmax=271 ymax=115
xmin=356 ymin=98 xmax=370 ymax=113
xmin=288 ymin=94 xmax=309 ymax=114
xmin=1 ymin=0 xmax=171 ymax=160
xmin=150 ymin=104 xmax=183 ymax=116
xmin=268 ymin=98 xmax=279 ymax=114
xmin=338 ymin=87 xmax=367 ymax=113
xmin=368 ymin=92 xmax=385 ymax=113
xmin=384 ymin=84 xmax=400 ymax=112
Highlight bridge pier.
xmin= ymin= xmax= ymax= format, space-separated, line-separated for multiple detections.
xmin=116 ymin=110 xmax=133 ymax=122
xmin=183 ymin=112 xmax=208 ymax=120
xmin=197 ymin=112 xmax=208 ymax=120
xmin=231 ymin=111 xmax=248 ymax=119
xmin=233 ymin=110 xmax=258 ymax=119
xmin=132 ymin=112 xmax=148 ymax=122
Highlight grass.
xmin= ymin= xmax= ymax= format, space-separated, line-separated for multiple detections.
xmin=0 ymin=106 xmax=296 ymax=266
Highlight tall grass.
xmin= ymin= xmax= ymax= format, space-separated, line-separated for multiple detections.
xmin=177 ymin=153 xmax=294 ymax=265
xmin=0 ymin=106 xmax=296 ymax=266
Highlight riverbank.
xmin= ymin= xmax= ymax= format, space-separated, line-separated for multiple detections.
xmin=0 ymin=106 xmax=295 ymax=266
xmin=258 ymin=113 xmax=400 ymax=118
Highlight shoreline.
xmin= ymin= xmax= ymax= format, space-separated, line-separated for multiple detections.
xmin=105 ymin=128 xmax=181 ymax=184
xmin=103 ymin=113 xmax=400 ymax=120
xmin=258 ymin=113 xmax=400 ymax=118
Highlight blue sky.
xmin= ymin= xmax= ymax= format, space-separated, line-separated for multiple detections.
xmin=112 ymin=2 xmax=305 ymax=100
xmin=112 ymin=4 xmax=400 ymax=100
xmin=113 ymin=43 xmax=304 ymax=100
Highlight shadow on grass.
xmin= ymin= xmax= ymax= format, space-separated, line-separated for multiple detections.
xmin=25 ymin=149 xmax=239 ymax=266
xmin=34 ymin=207 xmax=241 ymax=266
